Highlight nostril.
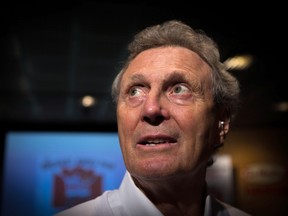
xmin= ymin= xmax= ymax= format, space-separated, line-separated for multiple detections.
xmin=143 ymin=115 xmax=165 ymax=126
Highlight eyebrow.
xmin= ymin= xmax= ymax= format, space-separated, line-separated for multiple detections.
xmin=129 ymin=71 xmax=186 ymax=83
xmin=163 ymin=71 xmax=187 ymax=83
xmin=130 ymin=73 xmax=146 ymax=82
xmin=129 ymin=70 xmax=202 ymax=85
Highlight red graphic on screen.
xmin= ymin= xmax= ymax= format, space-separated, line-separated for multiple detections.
xmin=53 ymin=166 xmax=102 ymax=208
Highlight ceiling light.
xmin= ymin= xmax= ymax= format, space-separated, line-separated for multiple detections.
xmin=224 ymin=54 xmax=253 ymax=70
xmin=81 ymin=95 xmax=97 ymax=108
xmin=273 ymin=101 xmax=288 ymax=112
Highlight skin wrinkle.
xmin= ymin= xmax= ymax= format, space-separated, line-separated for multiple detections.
xmin=121 ymin=52 xmax=211 ymax=107
xmin=123 ymin=72 xmax=205 ymax=106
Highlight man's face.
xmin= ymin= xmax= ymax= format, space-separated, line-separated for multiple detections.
xmin=117 ymin=46 xmax=220 ymax=180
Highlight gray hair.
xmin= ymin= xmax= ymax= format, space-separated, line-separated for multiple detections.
xmin=111 ymin=20 xmax=240 ymax=119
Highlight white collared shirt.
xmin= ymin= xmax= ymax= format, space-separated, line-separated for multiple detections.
xmin=55 ymin=171 xmax=251 ymax=216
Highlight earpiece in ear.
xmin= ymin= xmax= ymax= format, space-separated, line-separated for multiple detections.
xmin=219 ymin=121 xmax=224 ymax=131
xmin=215 ymin=120 xmax=229 ymax=150
xmin=219 ymin=120 xmax=229 ymax=136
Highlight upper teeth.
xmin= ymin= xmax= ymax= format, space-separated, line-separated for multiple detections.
xmin=146 ymin=139 xmax=166 ymax=144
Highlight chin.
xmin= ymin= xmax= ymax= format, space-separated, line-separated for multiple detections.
xmin=130 ymin=166 xmax=183 ymax=181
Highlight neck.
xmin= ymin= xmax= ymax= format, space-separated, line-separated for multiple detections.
xmin=132 ymin=170 xmax=207 ymax=216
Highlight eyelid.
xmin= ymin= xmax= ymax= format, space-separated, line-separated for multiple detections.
xmin=174 ymin=82 xmax=189 ymax=88
xmin=123 ymin=81 xmax=142 ymax=93
xmin=170 ymin=82 xmax=191 ymax=92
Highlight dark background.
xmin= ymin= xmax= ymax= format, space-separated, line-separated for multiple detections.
xmin=0 ymin=1 xmax=287 ymax=129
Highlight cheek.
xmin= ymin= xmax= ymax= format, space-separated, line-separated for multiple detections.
xmin=194 ymin=117 xmax=218 ymax=153
xmin=178 ymin=108 xmax=216 ymax=147
xmin=117 ymin=104 xmax=138 ymax=136
xmin=174 ymin=108 xmax=197 ymax=131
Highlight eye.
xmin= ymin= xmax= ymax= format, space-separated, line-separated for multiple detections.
xmin=171 ymin=84 xmax=190 ymax=95
xmin=167 ymin=83 xmax=193 ymax=105
xmin=124 ymin=86 xmax=146 ymax=107
xmin=129 ymin=86 xmax=144 ymax=97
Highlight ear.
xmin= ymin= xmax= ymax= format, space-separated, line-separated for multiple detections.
xmin=214 ymin=105 xmax=231 ymax=149
xmin=218 ymin=119 xmax=230 ymax=144
xmin=214 ymin=119 xmax=230 ymax=150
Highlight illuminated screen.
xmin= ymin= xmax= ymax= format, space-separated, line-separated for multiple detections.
xmin=1 ymin=131 xmax=126 ymax=216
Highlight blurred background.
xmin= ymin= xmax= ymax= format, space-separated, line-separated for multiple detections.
xmin=0 ymin=2 xmax=287 ymax=216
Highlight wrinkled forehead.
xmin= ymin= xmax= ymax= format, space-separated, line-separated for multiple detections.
xmin=122 ymin=46 xmax=212 ymax=81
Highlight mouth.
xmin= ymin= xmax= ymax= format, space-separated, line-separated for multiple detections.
xmin=137 ymin=136 xmax=177 ymax=146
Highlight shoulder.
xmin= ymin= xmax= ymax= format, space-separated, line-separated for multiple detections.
xmin=208 ymin=195 xmax=252 ymax=216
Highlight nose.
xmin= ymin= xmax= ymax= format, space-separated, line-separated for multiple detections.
xmin=141 ymin=92 xmax=169 ymax=125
